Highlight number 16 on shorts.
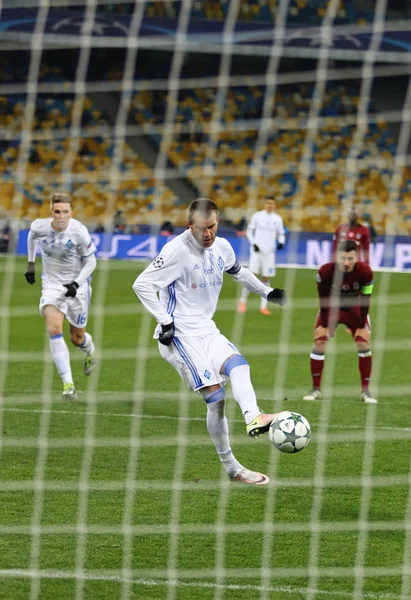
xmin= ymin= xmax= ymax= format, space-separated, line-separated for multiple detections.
xmin=76 ymin=312 xmax=87 ymax=326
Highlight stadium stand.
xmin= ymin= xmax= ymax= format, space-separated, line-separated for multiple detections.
xmin=2 ymin=50 xmax=411 ymax=235
xmin=141 ymin=0 xmax=375 ymax=25
xmin=0 ymin=62 xmax=178 ymax=229
xmin=129 ymin=83 xmax=410 ymax=234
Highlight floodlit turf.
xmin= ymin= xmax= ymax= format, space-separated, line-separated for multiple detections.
xmin=0 ymin=256 xmax=411 ymax=599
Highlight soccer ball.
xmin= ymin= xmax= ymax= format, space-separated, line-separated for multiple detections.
xmin=269 ymin=411 xmax=311 ymax=454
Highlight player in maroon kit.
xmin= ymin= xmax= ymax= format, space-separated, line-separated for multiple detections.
xmin=303 ymin=239 xmax=376 ymax=404
xmin=332 ymin=207 xmax=371 ymax=264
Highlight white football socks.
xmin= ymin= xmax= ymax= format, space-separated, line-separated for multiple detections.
xmin=239 ymin=287 xmax=250 ymax=302
xmin=206 ymin=399 xmax=241 ymax=477
xmin=229 ymin=364 xmax=261 ymax=423
xmin=49 ymin=335 xmax=73 ymax=385
xmin=77 ymin=332 xmax=95 ymax=355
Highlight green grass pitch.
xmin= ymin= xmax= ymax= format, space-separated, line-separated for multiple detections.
xmin=0 ymin=256 xmax=410 ymax=599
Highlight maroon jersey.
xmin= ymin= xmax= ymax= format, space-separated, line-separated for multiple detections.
xmin=316 ymin=261 xmax=374 ymax=328
xmin=332 ymin=223 xmax=371 ymax=263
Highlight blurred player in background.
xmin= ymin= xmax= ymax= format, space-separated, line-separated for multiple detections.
xmin=238 ymin=197 xmax=285 ymax=315
xmin=362 ymin=212 xmax=378 ymax=243
xmin=133 ymin=198 xmax=287 ymax=485
xmin=24 ymin=192 xmax=97 ymax=401
xmin=332 ymin=207 xmax=371 ymax=264
xmin=303 ymin=239 xmax=376 ymax=404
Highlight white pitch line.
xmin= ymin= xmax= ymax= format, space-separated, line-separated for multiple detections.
xmin=2 ymin=406 xmax=411 ymax=433
xmin=4 ymin=384 xmax=411 ymax=403
xmin=0 ymin=569 xmax=403 ymax=599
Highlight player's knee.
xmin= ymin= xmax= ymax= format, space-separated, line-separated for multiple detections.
xmin=222 ymin=354 xmax=248 ymax=376
xmin=313 ymin=342 xmax=326 ymax=354
xmin=313 ymin=335 xmax=327 ymax=349
xmin=70 ymin=331 xmax=84 ymax=346
xmin=47 ymin=324 xmax=63 ymax=337
xmin=203 ymin=387 xmax=225 ymax=405
xmin=356 ymin=339 xmax=370 ymax=351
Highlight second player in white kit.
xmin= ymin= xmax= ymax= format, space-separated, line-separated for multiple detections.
xmin=238 ymin=197 xmax=285 ymax=315
xmin=133 ymin=198 xmax=287 ymax=485
xmin=25 ymin=192 xmax=97 ymax=400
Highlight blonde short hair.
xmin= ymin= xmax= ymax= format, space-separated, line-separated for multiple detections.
xmin=51 ymin=192 xmax=71 ymax=206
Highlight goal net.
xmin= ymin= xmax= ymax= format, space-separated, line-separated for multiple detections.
xmin=1 ymin=0 xmax=411 ymax=598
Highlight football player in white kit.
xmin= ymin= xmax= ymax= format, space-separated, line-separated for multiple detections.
xmin=133 ymin=198 xmax=287 ymax=485
xmin=238 ymin=197 xmax=285 ymax=315
xmin=24 ymin=192 xmax=97 ymax=401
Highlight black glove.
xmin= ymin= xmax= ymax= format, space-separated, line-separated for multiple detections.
xmin=267 ymin=288 xmax=287 ymax=306
xmin=24 ymin=262 xmax=36 ymax=285
xmin=253 ymin=244 xmax=260 ymax=252
xmin=63 ymin=281 xmax=79 ymax=298
xmin=277 ymin=242 xmax=284 ymax=251
xmin=159 ymin=322 xmax=174 ymax=346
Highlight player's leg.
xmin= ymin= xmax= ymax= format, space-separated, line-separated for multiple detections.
xmin=69 ymin=325 xmax=96 ymax=375
xmin=303 ymin=312 xmax=329 ymax=400
xmin=158 ymin=339 xmax=240 ymax=475
xmin=222 ymin=353 xmax=279 ymax=436
xmin=210 ymin=335 xmax=280 ymax=437
xmin=159 ymin=337 xmax=269 ymax=484
xmin=259 ymin=256 xmax=275 ymax=315
xmin=42 ymin=304 xmax=76 ymax=400
xmin=201 ymin=385 xmax=269 ymax=484
xmin=351 ymin=314 xmax=375 ymax=403
xmin=66 ymin=287 xmax=96 ymax=376
xmin=200 ymin=385 xmax=241 ymax=476
xmin=238 ymin=251 xmax=260 ymax=313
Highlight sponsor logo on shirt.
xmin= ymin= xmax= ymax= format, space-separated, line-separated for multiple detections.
xmin=198 ymin=280 xmax=223 ymax=288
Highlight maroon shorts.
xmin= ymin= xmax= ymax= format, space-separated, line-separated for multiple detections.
xmin=315 ymin=307 xmax=371 ymax=338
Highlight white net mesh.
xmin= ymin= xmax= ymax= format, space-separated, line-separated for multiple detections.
xmin=1 ymin=1 xmax=411 ymax=598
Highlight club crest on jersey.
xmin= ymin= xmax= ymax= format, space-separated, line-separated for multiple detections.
xmin=193 ymin=263 xmax=200 ymax=270
xmin=217 ymin=256 xmax=224 ymax=271
xmin=152 ymin=256 xmax=164 ymax=269
xmin=204 ymin=370 xmax=211 ymax=379
xmin=65 ymin=239 xmax=74 ymax=249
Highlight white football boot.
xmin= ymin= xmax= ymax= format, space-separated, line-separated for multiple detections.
xmin=303 ymin=389 xmax=322 ymax=401
xmin=231 ymin=466 xmax=269 ymax=485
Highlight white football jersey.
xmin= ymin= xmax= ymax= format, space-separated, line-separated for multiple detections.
xmin=28 ymin=218 xmax=96 ymax=288
xmin=246 ymin=210 xmax=285 ymax=254
xmin=134 ymin=229 xmax=239 ymax=337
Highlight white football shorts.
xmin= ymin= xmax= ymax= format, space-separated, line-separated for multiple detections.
xmin=39 ymin=283 xmax=92 ymax=328
xmin=158 ymin=332 xmax=240 ymax=391
xmin=248 ymin=250 xmax=276 ymax=278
